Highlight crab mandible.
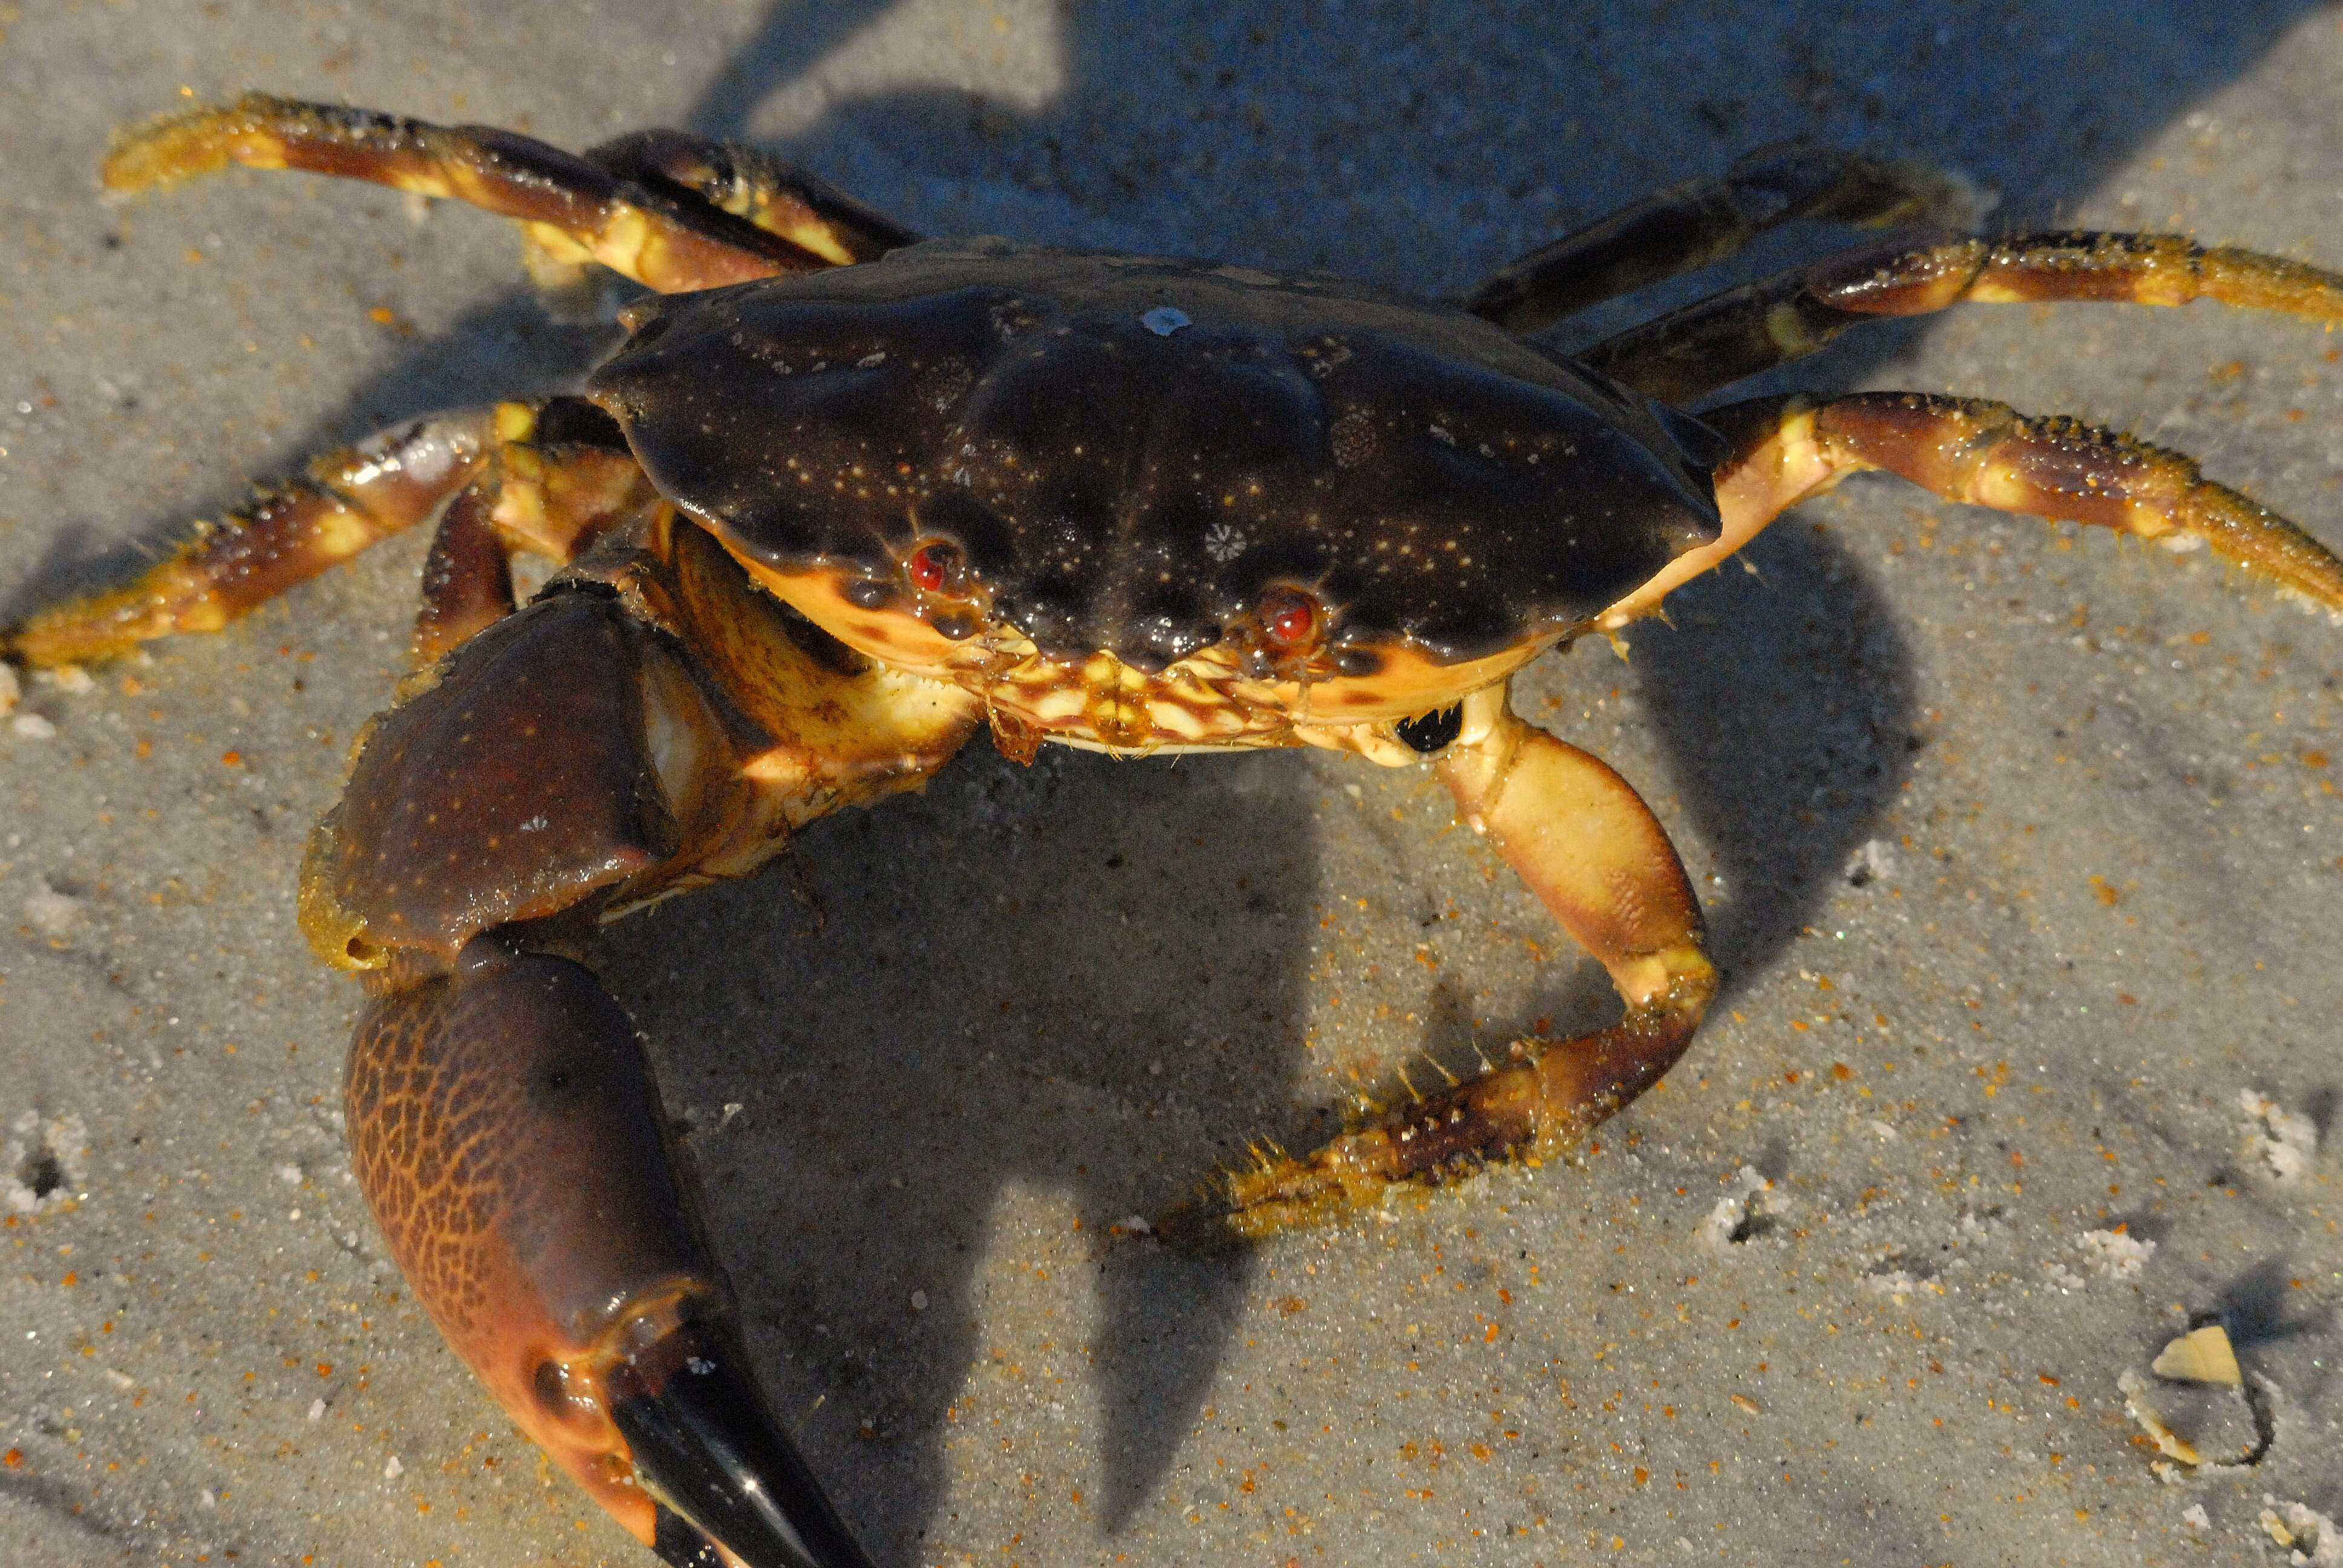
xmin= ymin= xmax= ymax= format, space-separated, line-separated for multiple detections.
xmin=10 ymin=96 xmax=2343 ymax=1568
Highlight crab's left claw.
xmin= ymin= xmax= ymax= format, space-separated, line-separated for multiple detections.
xmin=347 ymin=938 xmax=875 ymax=1568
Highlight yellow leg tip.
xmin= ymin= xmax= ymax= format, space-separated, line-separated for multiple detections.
xmin=103 ymin=106 xmax=286 ymax=193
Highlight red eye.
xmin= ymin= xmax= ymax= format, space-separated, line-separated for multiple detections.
xmin=1260 ymin=586 xmax=1319 ymax=648
xmin=907 ymin=541 xmax=955 ymax=593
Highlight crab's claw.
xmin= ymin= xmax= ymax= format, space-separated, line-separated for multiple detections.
xmin=346 ymin=936 xmax=874 ymax=1568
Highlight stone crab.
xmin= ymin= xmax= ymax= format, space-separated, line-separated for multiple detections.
xmin=8 ymin=94 xmax=2343 ymax=1567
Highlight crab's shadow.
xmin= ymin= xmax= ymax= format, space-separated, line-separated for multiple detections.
xmin=600 ymin=742 xmax=1312 ymax=1541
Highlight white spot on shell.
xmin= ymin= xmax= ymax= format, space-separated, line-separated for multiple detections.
xmin=1141 ymin=307 xmax=1191 ymax=336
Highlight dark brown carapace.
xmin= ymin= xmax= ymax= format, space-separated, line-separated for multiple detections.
xmin=8 ymin=93 xmax=2343 ymax=1568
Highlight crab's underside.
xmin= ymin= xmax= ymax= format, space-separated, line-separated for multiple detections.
xmin=9 ymin=94 xmax=2343 ymax=1567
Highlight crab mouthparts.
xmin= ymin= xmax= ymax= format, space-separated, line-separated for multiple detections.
xmin=611 ymin=1321 xmax=877 ymax=1568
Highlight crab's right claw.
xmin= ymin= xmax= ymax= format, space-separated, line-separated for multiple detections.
xmin=346 ymin=936 xmax=874 ymax=1568
xmin=615 ymin=1318 xmax=875 ymax=1568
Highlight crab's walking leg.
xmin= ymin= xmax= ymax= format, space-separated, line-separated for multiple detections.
xmin=1583 ymin=231 xmax=2343 ymax=403
xmin=1461 ymin=145 xmax=1985 ymax=333
xmin=306 ymin=529 xmax=981 ymax=1565
xmin=103 ymin=94 xmax=906 ymax=293
xmin=1163 ymin=686 xmax=1716 ymax=1243
xmin=1601 ymin=391 xmax=2343 ymax=628
xmin=1 ymin=398 xmax=649 ymax=675
xmin=4 ymin=410 xmax=494 ymax=670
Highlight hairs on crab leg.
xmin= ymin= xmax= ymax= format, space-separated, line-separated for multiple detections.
xmin=1160 ymin=684 xmax=1719 ymax=1242
xmin=4 ymin=410 xmax=495 ymax=670
xmin=1 ymin=397 xmax=646 ymax=675
xmin=103 ymin=94 xmax=913 ymax=295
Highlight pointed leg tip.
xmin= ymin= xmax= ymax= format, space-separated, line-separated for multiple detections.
xmin=1152 ymin=1189 xmax=1251 ymax=1252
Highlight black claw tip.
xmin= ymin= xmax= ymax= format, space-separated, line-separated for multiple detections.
xmin=613 ymin=1322 xmax=876 ymax=1568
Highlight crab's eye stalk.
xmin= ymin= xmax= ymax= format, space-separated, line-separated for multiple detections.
xmin=1258 ymin=585 xmax=1322 ymax=652
xmin=906 ymin=540 xmax=963 ymax=596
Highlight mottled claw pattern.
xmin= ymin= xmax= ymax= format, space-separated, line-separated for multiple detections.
xmin=10 ymin=93 xmax=2343 ymax=1568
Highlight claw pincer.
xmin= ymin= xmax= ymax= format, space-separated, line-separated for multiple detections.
xmin=302 ymin=590 xmax=880 ymax=1568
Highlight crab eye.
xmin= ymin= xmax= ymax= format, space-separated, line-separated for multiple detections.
xmin=906 ymin=540 xmax=962 ymax=595
xmin=1259 ymin=586 xmax=1320 ymax=649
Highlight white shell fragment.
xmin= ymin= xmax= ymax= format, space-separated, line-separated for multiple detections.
xmin=2260 ymin=1498 xmax=2343 ymax=1565
xmin=2238 ymin=1089 xmax=2319 ymax=1183
xmin=2152 ymin=1323 xmax=2243 ymax=1387
xmin=2078 ymin=1227 xmax=2155 ymax=1281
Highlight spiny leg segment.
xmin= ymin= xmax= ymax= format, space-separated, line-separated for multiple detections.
xmin=103 ymin=93 xmax=908 ymax=293
xmin=1584 ymin=231 xmax=2343 ymax=403
xmin=5 ymin=410 xmax=494 ymax=670
xmin=1461 ymin=143 xmax=1987 ymax=333
xmin=1602 ymin=390 xmax=2343 ymax=630
xmin=1164 ymin=687 xmax=1717 ymax=1243
xmin=3 ymin=398 xmax=653 ymax=673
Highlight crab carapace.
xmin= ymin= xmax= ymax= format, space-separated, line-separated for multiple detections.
xmin=11 ymin=95 xmax=2343 ymax=1567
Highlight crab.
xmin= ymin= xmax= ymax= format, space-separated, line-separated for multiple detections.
xmin=8 ymin=94 xmax=2343 ymax=1568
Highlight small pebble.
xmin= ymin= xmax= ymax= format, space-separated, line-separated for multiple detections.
xmin=23 ymin=885 xmax=82 ymax=938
